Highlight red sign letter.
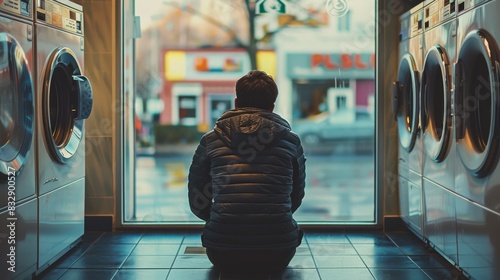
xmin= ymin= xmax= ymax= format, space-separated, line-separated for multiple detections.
xmin=354 ymin=54 xmax=368 ymax=69
xmin=340 ymin=54 xmax=353 ymax=69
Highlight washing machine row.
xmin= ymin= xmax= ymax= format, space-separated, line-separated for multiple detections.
xmin=0 ymin=0 xmax=93 ymax=278
xmin=396 ymin=0 xmax=500 ymax=279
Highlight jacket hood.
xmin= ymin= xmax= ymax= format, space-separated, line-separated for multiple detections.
xmin=214 ymin=108 xmax=291 ymax=148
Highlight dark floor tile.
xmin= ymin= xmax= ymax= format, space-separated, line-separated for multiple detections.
xmin=112 ymin=269 xmax=169 ymax=280
xmin=409 ymin=254 xmax=455 ymax=269
xmin=361 ymin=256 xmax=419 ymax=269
xmin=270 ymin=269 xmax=321 ymax=280
xmin=66 ymin=243 xmax=92 ymax=257
xmin=398 ymin=243 xmax=433 ymax=255
xmin=314 ymin=255 xmax=365 ymax=268
xmin=84 ymin=244 xmax=136 ymax=256
xmin=309 ymin=243 xmax=358 ymax=256
xmin=71 ymin=255 xmax=128 ymax=269
xmin=318 ymin=268 xmax=375 ymax=280
xmin=370 ymin=269 xmax=431 ymax=280
xmin=167 ymin=268 xmax=220 ymax=280
xmin=171 ymin=255 xmax=214 ymax=269
xmin=52 ymin=244 xmax=91 ymax=269
xmin=82 ymin=231 xmax=105 ymax=243
xmin=52 ymin=254 xmax=82 ymax=269
xmin=121 ymin=255 xmax=175 ymax=269
xmin=58 ymin=269 xmax=117 ymax=280
xmin=131 ymin=244 xmax=180 ymax=255
xmin=139 ymin=233 xmax=184 ymax=244
xmin=353 ymin=243 xmax=405 ymax=256
xmin=423 ymin=268 xmax=468 ymax=280
xmin=95 ymin=232 xmax=143 ymax=244
xmin=305 ymin=232 xmax=349 ymax=244
xmin=346 ymin=232 xmax=394 ymax=245
xmin=386 ymin=231 xmax=426 ymax=246
xmin=36 ymin=268 xmax=68 ymax=280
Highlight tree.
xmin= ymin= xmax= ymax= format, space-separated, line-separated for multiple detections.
xmin=135 ymin=0 xmax=328 ymax=99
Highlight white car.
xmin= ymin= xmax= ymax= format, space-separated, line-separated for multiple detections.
xmin=292 ymin=108 xmax=375 ymax=146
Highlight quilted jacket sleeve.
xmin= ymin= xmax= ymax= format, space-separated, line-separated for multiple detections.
xmin=187 ymin=135 xmax=213 ymax=221
xmin=291 ymin=141 xmax=306 ymax=213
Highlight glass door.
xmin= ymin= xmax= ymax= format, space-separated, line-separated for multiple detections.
xmin=125 ymin=0 xmax=376 ymax=224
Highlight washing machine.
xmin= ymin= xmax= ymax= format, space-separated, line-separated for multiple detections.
xmin=34 ymin=0 xmax=93 ymax=272
xmin=453 ymin=0 xmax=500 ymax=279
xmin=0 ymin=1 xmax=39 ymax=279
xmin=392 ymin=3 xmax=425 ymax=238
xmin=420 ymin=0 xmax=459 ymax=263
xmin=394 ymin=3 xmax=425 ymax=179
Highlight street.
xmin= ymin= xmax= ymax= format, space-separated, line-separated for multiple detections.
xmin=130 ymin=147 xmax=375 ymax=224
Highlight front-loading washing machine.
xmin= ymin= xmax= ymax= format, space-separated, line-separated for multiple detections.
xmin=0 ymin=2 xmax=38 ymax=279
xmin=393 ymin=3 xmax=425 ymax=239
xmin=34 ymin=0 xmax=93 ymax=273
xmin=453 ymin=0 xmax=500 ymax=279
xmin=420 ymin=0 xmax=459 ymax=263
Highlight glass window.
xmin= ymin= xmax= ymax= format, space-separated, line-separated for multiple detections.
xmin=126 ymin=0 xmax=376 ymax=225
xmin=178 ymin=96 xmax=197 ymax=125
xmin=209 ymin=96 xmax=233 ymax=128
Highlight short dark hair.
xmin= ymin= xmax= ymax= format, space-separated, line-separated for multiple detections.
xmin=235 ymin=70 xmax=278 ymax=109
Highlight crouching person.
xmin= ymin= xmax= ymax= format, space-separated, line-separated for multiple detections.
xmin=187 ymin=70 xmax=306 ymax=273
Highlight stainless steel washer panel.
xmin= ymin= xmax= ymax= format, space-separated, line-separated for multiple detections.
xmin=421 ymin=0 xmax=457 ymax=192
xmin=37 ymin=178 xmax=84 ymax=270
xmin=395 ymin=3 xmax=425 ymax=180
xmin=0 ymin=12 xmax=36 ymax=208
xmin=35 ymin=23 xmax=86 ymax=195
xmin=453 ymin=1 xmax=500 ymax=279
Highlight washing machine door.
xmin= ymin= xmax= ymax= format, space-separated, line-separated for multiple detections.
xmin=42 ymin=46 xmax=93 ymax=163
xmin=421 ymin=45 xmax=452 ymax=162
xmin=454 ymin=30 xmax=500 ymax=178
xmin=393 ymin=53 xmax=420 ymax=152
xmin=0 ymin=33 xmax=34 ymax=179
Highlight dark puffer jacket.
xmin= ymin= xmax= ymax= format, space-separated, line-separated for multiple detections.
xmin=188 ymin=107 xmax=306 ymax=251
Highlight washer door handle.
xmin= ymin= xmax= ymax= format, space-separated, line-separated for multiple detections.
xmin=454 ymin=61 xmax=465 ymax=140
xmin=73 ymin=75 xmax=93 ymax=120
xmin=422 ymin=82 xmax=428 ymax=132
xmin=392 ymin=81 xmax=401 ymax=121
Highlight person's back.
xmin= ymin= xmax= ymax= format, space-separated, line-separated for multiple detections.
xmin=188 ymin=70 xmax=306 ymax=273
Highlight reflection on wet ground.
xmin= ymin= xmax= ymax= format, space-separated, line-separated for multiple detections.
xmin=131 ymin=144 xmax=375 ymax=223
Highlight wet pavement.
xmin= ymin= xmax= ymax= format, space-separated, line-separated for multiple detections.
xmin=129 ymin=145 xmax=375 ymax=224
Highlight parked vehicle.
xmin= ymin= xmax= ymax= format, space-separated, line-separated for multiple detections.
xmin=292 ymin=108 xmax=374 ymax=147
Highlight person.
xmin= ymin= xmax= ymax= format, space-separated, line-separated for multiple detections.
xmin=187 ymin=70 xmax=306 ymax=273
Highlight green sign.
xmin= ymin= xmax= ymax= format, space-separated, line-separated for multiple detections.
xmin=256 ymin=0 xmax=286 ymax=14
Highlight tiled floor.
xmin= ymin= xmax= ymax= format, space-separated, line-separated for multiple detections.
xmin=35 ymin=229 xmax=467 ymax=280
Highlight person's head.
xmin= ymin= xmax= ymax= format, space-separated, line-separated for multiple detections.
xmin=235 ymin=70 xmax=278 ymax=111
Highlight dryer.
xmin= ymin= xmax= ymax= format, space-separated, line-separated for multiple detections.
xmin=34 ymin=0 xmax=93 ymax=272
xmin=0 ymin=1 xmax=38 ymax=279
xmin=393 ymin=3 xmax=425 ymax=238
xmin=420 ymin=0 xmax=459 ymax=263
xmin=453 ymin=0 xmax=500 ymax=279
